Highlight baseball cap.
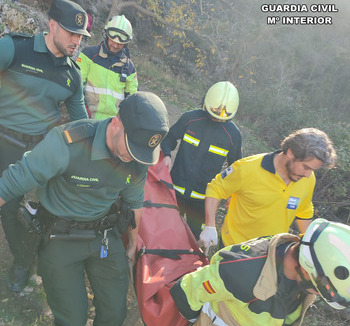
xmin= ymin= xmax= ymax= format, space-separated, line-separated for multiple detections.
xmin=119 ymin=92 xmax=169 ymax=166
xmin=48 ymin=0 xmax=91 ymax=37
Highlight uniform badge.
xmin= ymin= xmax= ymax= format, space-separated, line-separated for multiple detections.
xmin=148 ymin=134 xmax=162 ymax=147
xmin=75 ymin=13 xmax=84 ymax=26
xmin=287 ymin=196 xmax=300 ymax=210
xmin=221 ymin=166 xmax=233 ymax=179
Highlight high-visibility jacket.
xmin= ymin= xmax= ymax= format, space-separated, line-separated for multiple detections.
xmin=76 ymin=42 xmax=138 ymax=119
xmin=170 ymin=233 xmax=316 ymax=326
xmin=161 ymin=109 xmax=242 ymax=200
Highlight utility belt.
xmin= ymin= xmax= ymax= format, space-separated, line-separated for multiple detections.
xmin=17 ymin=198 xmax=136 ymax=242
xmin=0 ymin=125 xmax=45 ymax=148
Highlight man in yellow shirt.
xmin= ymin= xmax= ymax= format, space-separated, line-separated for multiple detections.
xmin=199 ymin=128 xmax=337 ymax=248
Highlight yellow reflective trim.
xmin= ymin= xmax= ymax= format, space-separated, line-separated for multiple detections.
xmin=173 ymin=184 xmax=185 ymax=195
xmin=208 ymin=145 xmax=229 ymax=157
xmin=183 ymin=133 xmax=200 ymax=146
xmin=190 ymin=191 xmax=205 ymax=199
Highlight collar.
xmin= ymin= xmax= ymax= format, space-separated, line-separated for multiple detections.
xmin=34 ymin=32 xmax=72 ymax=67
xmin=253 ymin=233 xmax=301 ymax=300
xmin=91 ymin=118 xmax=113 ymax=160
xmin=99 ymin=41 xmax=125 ymax=59
xmin=261 ymin=150 xmax=282 ymax=174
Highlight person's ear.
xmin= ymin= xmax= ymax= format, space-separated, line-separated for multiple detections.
xmin=48 ymin=19 xmax=56 ymax=33
xmin=111 ymin=116 xmax=123 ymax=131
xmin=286 ymin=148 xmax=295 ymax=160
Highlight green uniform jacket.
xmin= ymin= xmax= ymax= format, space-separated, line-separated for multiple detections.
xmin=170 ymin=234 xmax=316 ymax=326
xmin=0 ymin=33 xmax=88 ymax=135
xmin=0 ymin=119 xmax=147 ymax=219
xmin=77 ymin=42 xmax=138 ymax=119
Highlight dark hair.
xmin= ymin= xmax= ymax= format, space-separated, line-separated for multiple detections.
xmin=281 ymin=128 xmax=337 ymax=168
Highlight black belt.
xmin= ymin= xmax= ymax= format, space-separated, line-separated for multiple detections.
xmin=42 ymin=207 xmax=118 ymax=234
xmin=0 ymin=125 xmax=45 ymax=144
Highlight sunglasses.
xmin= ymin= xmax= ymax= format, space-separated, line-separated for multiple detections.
xmin=106 ymin=28 xmax=130 ymax=43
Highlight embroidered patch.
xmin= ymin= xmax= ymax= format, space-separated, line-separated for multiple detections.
xmin=75 ymin=13 xmax=84 ymax=26
xmin=148 ymin=134 xmax=162 ymax=147
xmin=202 ymin=280 xmax=216 ymax=294
xmin=221 ymin=166 xmax=233 ymax=179
xmin=286 ymin=196 xmax=300 ymax=210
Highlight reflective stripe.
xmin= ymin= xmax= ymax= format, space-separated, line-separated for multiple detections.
xmin=174 ymin=185 xmax=205 ymax=199
xmin=209 ymin=145 xmax=229 ymax=157
xmin=173 ymin=184 xmax=185 ymax=195
xmin=84 ymin=85 xmax=125 ymax=100
xmin=183 ymin=133 xmax=200 ymax=146
xmin=201 ymin=302 xmax=229 ymax=326
xmin=190 ymin=190 xmax=205 ymax=200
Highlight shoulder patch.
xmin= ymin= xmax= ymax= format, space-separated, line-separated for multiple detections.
xmin=62 ymin=123 xmax=95 ymax=144
xmin=221 ymin=166 xmax=233 ymax=179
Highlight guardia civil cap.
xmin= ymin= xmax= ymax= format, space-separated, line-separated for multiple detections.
xmin=119 ymin=92 xmax=169 ymax=165
xmin=48 ymin=0 xmax=91 ymax=37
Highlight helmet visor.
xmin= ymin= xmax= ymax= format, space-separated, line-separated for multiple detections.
xmin=106 ymin=28 xmax=130 ymax=43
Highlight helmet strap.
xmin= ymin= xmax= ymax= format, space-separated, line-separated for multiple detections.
xmin=296 ymin=265 xmax=317 ymax=293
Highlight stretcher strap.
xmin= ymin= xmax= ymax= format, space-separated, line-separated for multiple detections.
xmin=143 ymin=200 xmax=178 ymax=210
xmin=137 ymin=248 xmax=205 ymax=260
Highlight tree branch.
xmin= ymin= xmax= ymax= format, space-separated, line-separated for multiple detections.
xmin=108 ymin=0 xmax=219 ymax=56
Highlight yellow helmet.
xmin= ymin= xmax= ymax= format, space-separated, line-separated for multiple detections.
xmin=299 ymin=218 xmax=350 ymax=309
xmin=104 ymin=15 xmax=133 ymax=44
xmin=203 ymin=81 xmax=239 ymax=121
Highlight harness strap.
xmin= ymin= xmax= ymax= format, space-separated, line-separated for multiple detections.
xmin=137 ymin=248 xmax=205 ymax=260
xmin=143 ymin=200 xmax=178 ymax=210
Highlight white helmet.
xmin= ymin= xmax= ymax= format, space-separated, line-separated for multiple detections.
xmin=104 ymin=15 xmax=133 ymax=44
xmin=299 ymin=218 xmax=350 ymax=309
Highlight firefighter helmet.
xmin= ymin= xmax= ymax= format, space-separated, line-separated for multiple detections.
xmin=104 ymin=15 xmax=133 ymax=44
xmin=299 ymin=218 xmax=350 ymax=309
xmin=203 ymin=81 xmax=239 ymax=121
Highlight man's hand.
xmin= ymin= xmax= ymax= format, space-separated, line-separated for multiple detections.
xmin=163 ymin=156 xmax=172 ymax=171
xmin=199 ymin=226 xmax=218 ymax=252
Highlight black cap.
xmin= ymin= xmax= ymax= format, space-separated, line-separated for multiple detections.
xmin=119 ymin=92 xmax=169 ymax=166
xmin=48 ymin=0 xmax=91 ymax=37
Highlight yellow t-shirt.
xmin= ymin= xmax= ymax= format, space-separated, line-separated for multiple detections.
xmin=206 ymin=152 xmax=314 ymax=246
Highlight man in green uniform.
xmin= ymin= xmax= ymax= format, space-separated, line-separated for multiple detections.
xmin=0 ymin=91 xmax=169 ymax=326
xmin=171 ymin=218 xmax=350 ymax=326
xmin=0 ymin=0 xmax=90 ymax=291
